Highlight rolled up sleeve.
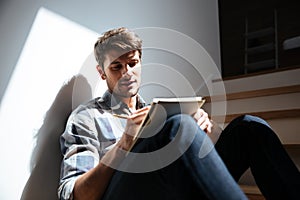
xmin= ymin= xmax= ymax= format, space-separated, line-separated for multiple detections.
xmin=58 ymin=108 xmax=100 ymax=200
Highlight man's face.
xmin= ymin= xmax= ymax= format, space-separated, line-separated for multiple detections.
xmin=98 ymin=50 xmax=141 ymax=98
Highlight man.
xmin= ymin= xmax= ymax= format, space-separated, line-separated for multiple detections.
xmin=58 ymin=27 xmax=300 ymax=200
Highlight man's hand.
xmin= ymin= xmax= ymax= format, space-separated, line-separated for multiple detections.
xmin=193 ymin=108 xmax=212 ymax=133
xmin=118 ymin=106 xmax=150 ymax=151
xmin=193 ymin=108 xmax=223 ymax=136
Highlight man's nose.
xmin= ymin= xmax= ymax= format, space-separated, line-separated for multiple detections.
xmin=122 ymin=64 xmax=133 ymax=75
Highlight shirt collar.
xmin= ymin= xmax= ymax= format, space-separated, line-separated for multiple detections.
xmin=99 ymin=90 xmax=146 ymax=115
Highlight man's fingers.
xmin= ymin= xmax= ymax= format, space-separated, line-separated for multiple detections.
xmin=127 ymin=106 xmax=150 ymax=126
xmin=205 ymin=119 xmax=213 ymax=134
xmin=196 ymin=110 xmax=208 ymax=127
xmin=193 ymin=108 xmax=205 ymax=119
xmin=199 ymin=118 xmax=208 ymax=130
xmin=134 ymin=106 xmax=150 ymax=114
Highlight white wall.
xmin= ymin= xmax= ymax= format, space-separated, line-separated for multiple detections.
xmin=0 ymin=0 xmax=221 ymax=104
xmin=0 ymin=0 xmax=221 ymax=199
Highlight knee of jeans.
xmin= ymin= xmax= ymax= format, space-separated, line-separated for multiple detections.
xmin=240 ymin=115 xmax=282 ymax=145
xmin=235 ymin=114 xmax=270 ymax=128
xmin=165 ymin=114 xmax=199 ymax=137
xmin=168 ymin=114 xmax=196 ymax=126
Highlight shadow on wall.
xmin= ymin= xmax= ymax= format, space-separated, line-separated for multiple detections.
xmin=21 ymin=74 xmax=92 ymax=200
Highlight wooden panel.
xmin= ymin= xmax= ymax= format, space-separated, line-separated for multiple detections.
xmin=246 ymin=194 xmax=265 ymax=200
xmin=240 ymin=185 xmax=265 ymax=200
xmin=213 ymin=109 xmax=300 ymax=123
xmin=240 ymin=185 xmax=262 ymax=195
xmin=205 ymin=84 xmax=300 ymax=102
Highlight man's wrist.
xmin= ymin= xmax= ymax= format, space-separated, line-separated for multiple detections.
xmin=117 ymin=133 xmax=134 ymax=151
xmin=101 ymin=142 xmax=127 ymax=168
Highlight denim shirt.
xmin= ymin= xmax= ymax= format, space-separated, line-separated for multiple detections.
xmin=58 ymin=91 xmax=146 ymax=200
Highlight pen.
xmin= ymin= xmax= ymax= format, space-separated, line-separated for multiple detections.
xmin=112 ymin=113 xmax=130 ymax=119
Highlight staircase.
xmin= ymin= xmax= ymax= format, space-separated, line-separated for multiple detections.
xmin=203 ymin=67 xmax=300 ymax=199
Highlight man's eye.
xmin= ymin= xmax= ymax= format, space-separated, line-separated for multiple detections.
xmin=128 ymin=61 xmax=138 ymax=67
xmin=111 ymin=65 xmax=122 ymax=71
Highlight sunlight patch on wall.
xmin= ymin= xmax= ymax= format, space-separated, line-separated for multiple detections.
xmin=0 ymin=7 xmax=102 ymax=200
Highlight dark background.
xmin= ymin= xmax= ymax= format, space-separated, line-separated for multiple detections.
xmin=219 ymin=0 xmax=300 ymax=78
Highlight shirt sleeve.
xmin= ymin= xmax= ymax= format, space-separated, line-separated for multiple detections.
xmin=58 ymin=107 xmax=100 ymax=200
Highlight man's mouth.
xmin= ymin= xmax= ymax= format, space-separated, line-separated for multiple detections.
xmin=119 ymin=80 xmax=136 ymax=87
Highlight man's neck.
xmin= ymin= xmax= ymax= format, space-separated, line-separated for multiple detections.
xmin=120 ymin=95 xmax=137 ymax=112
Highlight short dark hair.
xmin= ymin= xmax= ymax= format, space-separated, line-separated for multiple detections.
xmin=94 ymin=27 xmax=142 ymax=69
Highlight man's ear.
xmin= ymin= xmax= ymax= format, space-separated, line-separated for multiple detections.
xmin=96 ymin=65 xmax=106 ymax=80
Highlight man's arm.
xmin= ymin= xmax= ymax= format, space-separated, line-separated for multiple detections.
xmin=72 ymin=106 xmax=150 ymax=200
xmin=72 ymin=140 xmax=123 ymax=200
xmin=73 ymin=162 xmax=114 ymax=200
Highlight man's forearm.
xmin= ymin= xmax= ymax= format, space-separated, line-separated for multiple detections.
xmin=73 ymin=161 xmax=115 ymax=200
xmin=73 ymin=137 xmax=132 ymax=200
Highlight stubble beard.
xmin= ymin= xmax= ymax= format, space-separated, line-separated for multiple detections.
xmin=110 ymin=83 xmax=139 ymax=99
xmin=116 ymin=88 xmax=139 ymax=98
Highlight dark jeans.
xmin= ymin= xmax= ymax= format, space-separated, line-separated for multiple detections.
xmin=215 ymin=115 xmax=300 ymax=200
xmin=102 ymin=114 xmax=299 ymax=200
xmin=102 ymin=114 xmax=246 ymax=200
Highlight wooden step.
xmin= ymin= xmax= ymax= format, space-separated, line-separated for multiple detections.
xmin=240 ymin=185 xmax=265 ymax=200
xmin=246 ymin=43 xmax=275 ymax=55
xmin=245 ymin=59 xmax=276 ymax=72
xmin=245 ymin=27 xmax=274 ymax=39
xmin=205 ymin=84 xmax=300 ymax=103
xmin=212 ymin=109 xmax=300 ymax=124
